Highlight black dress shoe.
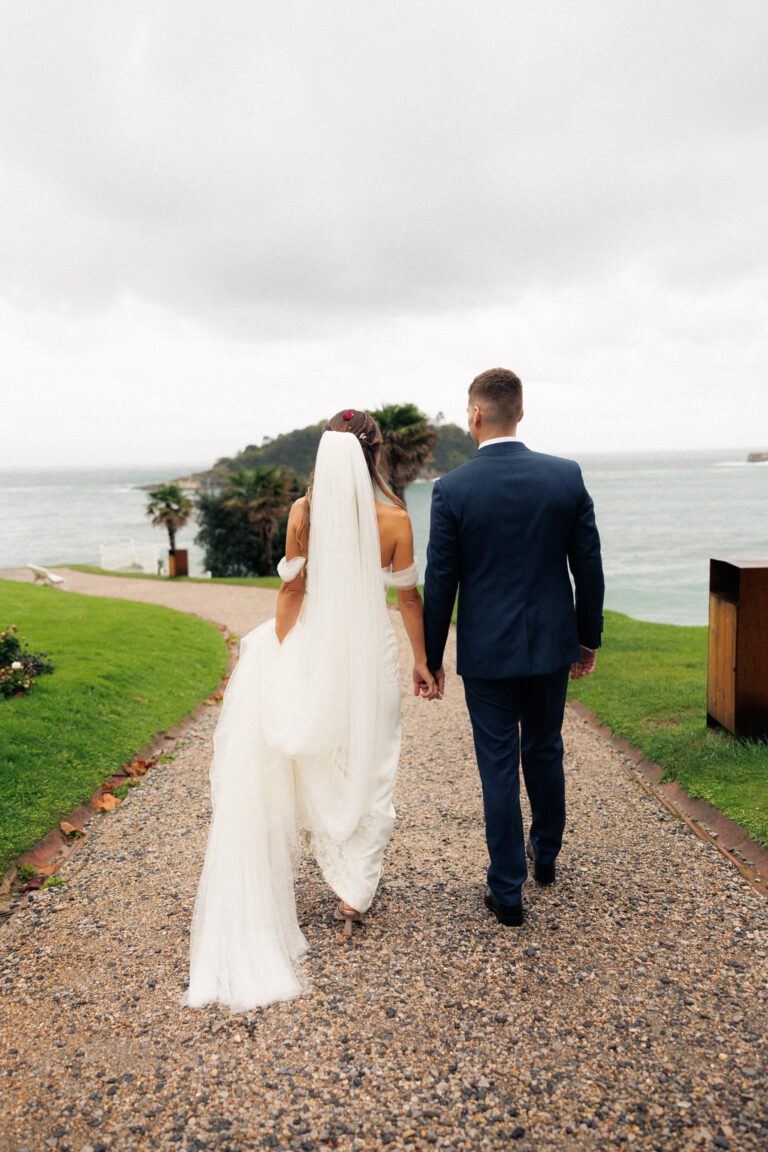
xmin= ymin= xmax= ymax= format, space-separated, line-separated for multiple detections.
xmin=484 ymin=886 xmax=524 ymax=926
xmin=526 ymin=840 xmax=556 ymax=886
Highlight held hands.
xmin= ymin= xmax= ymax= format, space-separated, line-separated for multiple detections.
xmin=570 ymin=647 xmax=597 ymax=679
xmin=412 ymin=661 xmax=442 ymax=701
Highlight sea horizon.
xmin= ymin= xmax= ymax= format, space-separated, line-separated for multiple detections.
xmin=2 ymin=447 xmax=767 ymax=627
xmin=2 ymin=441 xmax=767 ymax=475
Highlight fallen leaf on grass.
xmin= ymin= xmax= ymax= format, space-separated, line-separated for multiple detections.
xmin=132 ymin=695 xmax=148 ymax=703
xmin=124 ymin=758 xmax=155 ymax=777
xmin=94 ymin=793 xmax=120 ymax=812
xmin=59 ymin=822 xmax=85 ymax=838
xmin=205 ymin=692 xmax=224 ymax=706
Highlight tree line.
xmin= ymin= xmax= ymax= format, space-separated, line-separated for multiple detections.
xmin=146 ymin=404 xmax=474 ymax=577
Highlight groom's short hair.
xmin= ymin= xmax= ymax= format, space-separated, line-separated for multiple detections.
xmin=469 ymin=368 xmax=523 ymax=426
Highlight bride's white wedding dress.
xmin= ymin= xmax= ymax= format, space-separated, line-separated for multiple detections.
xmin=181 ymin=431 xmax=418 ymax=1012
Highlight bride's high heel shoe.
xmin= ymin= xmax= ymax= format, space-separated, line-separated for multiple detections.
xmin=334 ymin=901 xmax=363 ymax=940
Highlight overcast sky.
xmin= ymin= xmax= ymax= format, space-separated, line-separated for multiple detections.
xmin=1 ymin=1 xmax=767 ymax=467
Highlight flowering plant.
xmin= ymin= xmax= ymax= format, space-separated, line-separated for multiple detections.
xmin=0 ymin=625 xmax=54 ymax=699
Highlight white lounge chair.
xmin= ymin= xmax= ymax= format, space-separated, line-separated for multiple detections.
xmin=28 ymin=564 xmax=65 ymax=587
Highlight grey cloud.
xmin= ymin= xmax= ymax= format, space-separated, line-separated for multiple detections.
xmin=1 ymin=0 xmax=767 ymax=468
xmin=2 ymin=0 xmax=767 ymax=330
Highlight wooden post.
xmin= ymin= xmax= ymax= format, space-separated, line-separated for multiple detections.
xmin=168 ymin=550 xmax=189 ymax=579
xmin=707 ymin=558 xmax=768 ymax=739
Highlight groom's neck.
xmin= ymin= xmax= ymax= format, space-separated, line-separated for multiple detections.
xmin=475 ymin=426 xmax=518 ymax=446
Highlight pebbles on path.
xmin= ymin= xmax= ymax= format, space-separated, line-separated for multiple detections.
xmin=1 ymin=576 xmax=766 ymax=1152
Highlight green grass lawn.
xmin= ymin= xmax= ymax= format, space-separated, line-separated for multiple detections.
xmin=0 ymin=583 xmax=228 ymax=872
xmin=567 ymin=610 xmax=768 ymax=847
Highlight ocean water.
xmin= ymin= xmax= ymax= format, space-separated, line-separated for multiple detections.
xmin=0 ymin=465 xmax=211 ymax=581
xmin=574 ymin=449 xmax=768 ymax=625
xmin=1 ymin=449 xmax=766 ymax=625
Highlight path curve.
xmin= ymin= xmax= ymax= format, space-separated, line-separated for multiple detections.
xmin=1 ymin=568 xmax=767 ymax=1151
xmin=0 ymin=566 xmax=280 ymax=638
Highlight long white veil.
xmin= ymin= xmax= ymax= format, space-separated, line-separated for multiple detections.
xmin=183 ymin=430 xmax=389 ymax=1011
xmin=262 ymin=431 xmax=384 ymax=839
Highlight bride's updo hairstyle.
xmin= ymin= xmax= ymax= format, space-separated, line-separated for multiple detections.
xmin=297 ymin=408 xmax=405 ymax=551
xmin=325 ymin=408 xmax=406 ymax=509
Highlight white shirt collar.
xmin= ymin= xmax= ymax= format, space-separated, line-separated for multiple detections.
xmin=477 ymin=436 xmax=520 ymax=450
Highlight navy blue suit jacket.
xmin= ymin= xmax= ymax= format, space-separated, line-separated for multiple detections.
xmin=423 ymin=441 xmax=604 ymax=679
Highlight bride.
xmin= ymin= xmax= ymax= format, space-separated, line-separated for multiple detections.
xmin=182 ymin=408 xmax=439 ymax=1011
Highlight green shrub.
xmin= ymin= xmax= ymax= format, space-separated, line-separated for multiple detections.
xmin=0 ymin=625 xmax=54 ymax=699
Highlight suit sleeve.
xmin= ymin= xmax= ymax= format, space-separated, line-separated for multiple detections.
xmin=423 ymin=479 xmax=461 ymax=671
xmin=567 ymin=468 xmax=605 ymax=650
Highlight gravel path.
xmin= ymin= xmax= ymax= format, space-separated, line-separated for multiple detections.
xmin=1 ymin=572 xmax=767 ymax=1151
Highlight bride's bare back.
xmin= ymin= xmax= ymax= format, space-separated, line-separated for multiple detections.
xmin=282 ymin=493 xmax=413 ymax=570
xmin=276 ymin=493 xmax=438 ymax=700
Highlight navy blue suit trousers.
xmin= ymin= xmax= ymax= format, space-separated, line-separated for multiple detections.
xmin=463 ymin=666 xmax=570 ymax=902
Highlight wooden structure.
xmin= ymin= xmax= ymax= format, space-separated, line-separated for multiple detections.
xmin=707 ymin=558 xmax=768 ymax=739
xmin=168 ymin=549 xmax=189 ymax=578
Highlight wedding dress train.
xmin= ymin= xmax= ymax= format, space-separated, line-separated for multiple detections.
xmin=181 ymin=431 xmax=418 ymax=1011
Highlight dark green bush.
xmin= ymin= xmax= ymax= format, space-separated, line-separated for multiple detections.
xmin=0 ymin=625 xmax=54 ymax=699
xmin=195 ymin=490 xmax=291 ymax=577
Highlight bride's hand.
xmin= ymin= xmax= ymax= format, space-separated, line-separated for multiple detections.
xmin=412 ymin=661 xmax=440 ymax=701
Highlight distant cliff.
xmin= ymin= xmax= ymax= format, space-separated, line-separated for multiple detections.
xmin=197 ymin=418 xmax=475 ymax=485
xmin=747 ymin=451 xmax=768 ymax=462
xmin=423 ymin=422 xmax=477 ymax=477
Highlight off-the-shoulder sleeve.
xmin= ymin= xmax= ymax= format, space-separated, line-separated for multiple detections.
xmin=382 ymin=561 xmax=420 ymax=589
xmin=276 ymin=555 xmax=307 ymax=583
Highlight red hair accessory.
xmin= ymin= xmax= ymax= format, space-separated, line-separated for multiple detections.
xmin=342 ymin=410 xmax=355 ymax=421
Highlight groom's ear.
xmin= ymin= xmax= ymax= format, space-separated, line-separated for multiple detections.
xmin=518 ymin=407 xmax=525 ymax=424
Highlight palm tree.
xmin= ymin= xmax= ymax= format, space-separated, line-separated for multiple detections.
xmin=372 ymin=403 xmax=437 ymax=502
xmin=145 ymin=484 xmax=193 ymax=553
xmin=223 ymin=466 xmax=295 ymax=571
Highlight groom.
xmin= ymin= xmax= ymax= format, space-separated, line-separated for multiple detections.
xmin=423 ymin=368 xmax=604 ymax=926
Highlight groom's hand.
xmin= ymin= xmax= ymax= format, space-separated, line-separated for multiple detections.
xmin=570 ymin=647 xmax=597 ymax=679
xmin=434 ymin=666 xmax=445 ymax=697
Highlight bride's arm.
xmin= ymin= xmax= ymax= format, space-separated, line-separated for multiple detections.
xmin=275 ymin=499 xmax=307 ymax=643
xmin=391 ymin=513 xmax=440 ymax=700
